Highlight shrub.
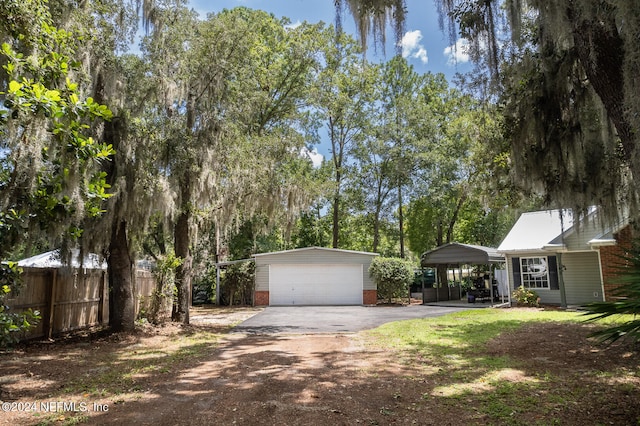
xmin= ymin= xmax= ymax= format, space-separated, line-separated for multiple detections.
xmin=222 ymin=262 xmax=255 ymax=306
xmin=147 ymin=253 xmax=182 ymax=324
xmin=512 ymin=285 xmax=539 ymax=307
xmin=369 ymin=257 xmax=414 ymax=303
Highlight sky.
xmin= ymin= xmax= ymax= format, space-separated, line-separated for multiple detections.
xmin=189 ymin=0 xmax=471 ymax=80
xmin=186 ymin=0 xmax=471 ymax=166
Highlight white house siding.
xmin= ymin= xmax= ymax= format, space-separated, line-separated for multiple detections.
xmin=505 ymin=253 xmax=560 ymax=305
xmin=254 ymin=248 xmax=377 ymax=292
xmin=505 ymin=251 xmax=604 ymax=305
xmin=557 ymin=216 xmax=604 ymax=251
xmin=561 ymin=251 xmax=604 ymax=304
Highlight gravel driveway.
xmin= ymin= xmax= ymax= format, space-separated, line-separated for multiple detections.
xmin=231 ymin=305 xmax=471 ymax=334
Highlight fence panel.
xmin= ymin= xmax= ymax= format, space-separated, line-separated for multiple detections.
xmin=5 ymin=267 xmax=155 ymax=340
xmin=53 ymin=269 xmax=105 ymax=333
xmin=6 ymin=268 xmax=51 ymax=339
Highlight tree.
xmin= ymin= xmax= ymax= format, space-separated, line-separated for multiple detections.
xmin=375 ymin=57 xmax=427 ymax=258
xmin=351 ymin=123 xmax=396 ymax=253
xmin=292 ymin=207 xmax=332 ymax=248
xmin=0 ymin=0 xmax=115 ymax=338
xmin=311 ymin=29 xmax=375 ymax=248
xmin=44 ymin=0 xmax=168 ymax=332
xmin=142 ymin=7 xmax=325 ymax=323
xmin=0 ymin=1 xmax=115 ymax=257
xmin=341 ymin=0 xmax=640 ymax=223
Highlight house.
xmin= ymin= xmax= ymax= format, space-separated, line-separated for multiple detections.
xmin=497 ymin=209 xmax=632 ymax=306
xmin=253 ymin=247 xmax=379 ymax=306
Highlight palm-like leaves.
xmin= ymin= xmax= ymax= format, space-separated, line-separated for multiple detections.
xmin=584 ymin=242 xmax=640 ymax=344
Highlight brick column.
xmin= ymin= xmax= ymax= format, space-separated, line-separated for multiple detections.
xmin=254 ymin=291 xmax=269 ymax=306
xmin=600 ymin=225 xmax=633 ymax=301
xmin=363 ymin=290 xmax=377 ymax=305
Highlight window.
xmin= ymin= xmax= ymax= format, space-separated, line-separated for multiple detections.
xmin=520 ymin=257 xmax=549 ymax=289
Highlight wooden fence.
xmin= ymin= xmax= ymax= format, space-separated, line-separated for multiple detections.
xmin=6 ymin=267 xmax=157 ymax=340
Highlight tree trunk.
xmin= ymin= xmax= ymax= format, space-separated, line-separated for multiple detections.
xmin=173 ymin=202 xmax=192 ymax=324
xmin=446 ymin=192 xmax=467 ymax=243
xmin=571 ymin=11 xmax=637 ymax=178
xmin=332 ymin=193 xmax=340 ymax=249
xmin=372 ymin=203 xmax=381 ymax=253
xmin=108 ymin=220 xmax=135 ymax=332
xmin=398 ymin=183 xmax=405 ymax=259
xmin=372 ymin=176 xmax=387 ymax=253
xmin=173 ymin=169 xmax=193 ymax=323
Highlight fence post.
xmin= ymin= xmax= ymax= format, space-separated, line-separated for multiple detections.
xmin=98 ymin=271 xmax=106 ymax=325
xmin=48 ymin=269 xmax=58 ymax=339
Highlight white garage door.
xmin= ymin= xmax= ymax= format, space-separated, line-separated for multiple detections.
xmin=269 ymin=264 xmax=363 ymax=305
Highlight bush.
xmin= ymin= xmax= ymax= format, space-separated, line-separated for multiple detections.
xmin=147 ymin=253 xmax=182 ymax=324
xmin=369 ymin=257 xmax=414 ymax=303
xmin=512 ymin=285 xmax=539 ymax=307
xmin=222 ymin=262 xmax=255 ymax=306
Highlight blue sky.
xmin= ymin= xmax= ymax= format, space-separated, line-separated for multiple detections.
xmin=186 ymin=0 xmax=471 ymax=166
xmin=188 ymin=0 xmax=471 ymax=81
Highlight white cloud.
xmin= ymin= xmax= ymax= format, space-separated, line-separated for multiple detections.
xmin=443 ymin=38 xmax=470 ymax=66
xmin=400 ymin=30 xmax=428 ymax=64
xmin=301 ymin=147 xmax=324 ymax=168
xmin=285 ymin=20 xmax=302 ymax=30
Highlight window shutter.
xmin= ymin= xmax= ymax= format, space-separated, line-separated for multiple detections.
xmin=511 ymin=257 xmax=521 ymax=288
xmin=547 ymin=255 xmax=559 ymax=290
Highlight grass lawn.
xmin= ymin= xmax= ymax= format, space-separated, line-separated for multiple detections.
xmin=364 ymin=308 xmax=640 ymax=425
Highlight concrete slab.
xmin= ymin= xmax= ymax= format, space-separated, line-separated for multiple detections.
xmin=231 ymin=305 xmax=476 ymax=335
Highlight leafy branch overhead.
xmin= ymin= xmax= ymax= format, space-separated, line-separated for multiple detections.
xmin=0 ymin=18 xmax=114 ymax=252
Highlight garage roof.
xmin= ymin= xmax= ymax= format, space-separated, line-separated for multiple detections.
xmin=253 ymin=246 xmax=379 ymax=257
xmin=420 ymin=243 xmax=504 ymax=266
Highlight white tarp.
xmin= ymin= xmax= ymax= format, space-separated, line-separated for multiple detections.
xmin=494 ymin=269 xmax=509 ymax=303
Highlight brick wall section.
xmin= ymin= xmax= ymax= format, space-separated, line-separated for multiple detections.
xmin=254 ymin=291 xmax=269 ymax=306
xmin=600 ymin=225 xmax=634 ymax=301
xmin=363 ymin=290 xmax=377 ymax=305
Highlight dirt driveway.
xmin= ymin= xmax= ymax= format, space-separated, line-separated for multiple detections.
xmin=1 ymin=306 xmax=639 ymax=425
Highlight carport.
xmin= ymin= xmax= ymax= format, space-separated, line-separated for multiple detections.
xmin=420 ymin=243 xmax=506 ymax=305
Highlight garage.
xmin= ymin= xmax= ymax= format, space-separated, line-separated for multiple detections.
xmin=269 ymin=264 xmax=363 ymax=305
xmin=253 ymin=247 xmax=378 ymax=306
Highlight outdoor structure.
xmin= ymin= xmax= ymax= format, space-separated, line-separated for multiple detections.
xmin=7 ymin=249 xmax=155 ymax=339
xmin=253 ymin=247 xmax=379 ymax=306
xmin=497 ymin=209 xmax=632 ymax=306
xmin=420 ymin=243 xmax=506 ymax=304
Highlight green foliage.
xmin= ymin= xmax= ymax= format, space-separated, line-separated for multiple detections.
xmin=292 ymin=209 xmax=331 ymax=249
xmin=222 ymin=262 xmax=255 ymax=306
xmin=146 ymin=253 xmax=182 ymax=324
xmin=0 ymin=262 xmax=41 ymax=347
xmin=512 ymin=285 xmax=539 ymax=307
xmin=0 ymin=1 xmax=114 ymax=256
xmin=583 ymin=242 xmax=640 ymax=344
xmin=368 ymin=257 xmax=413 ymax=303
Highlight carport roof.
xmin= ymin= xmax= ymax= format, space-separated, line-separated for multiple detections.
xmin=420 ymin=243 xmax=504 ymax=267
xmin=254 ymin=246 xmax=379 ymax=257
